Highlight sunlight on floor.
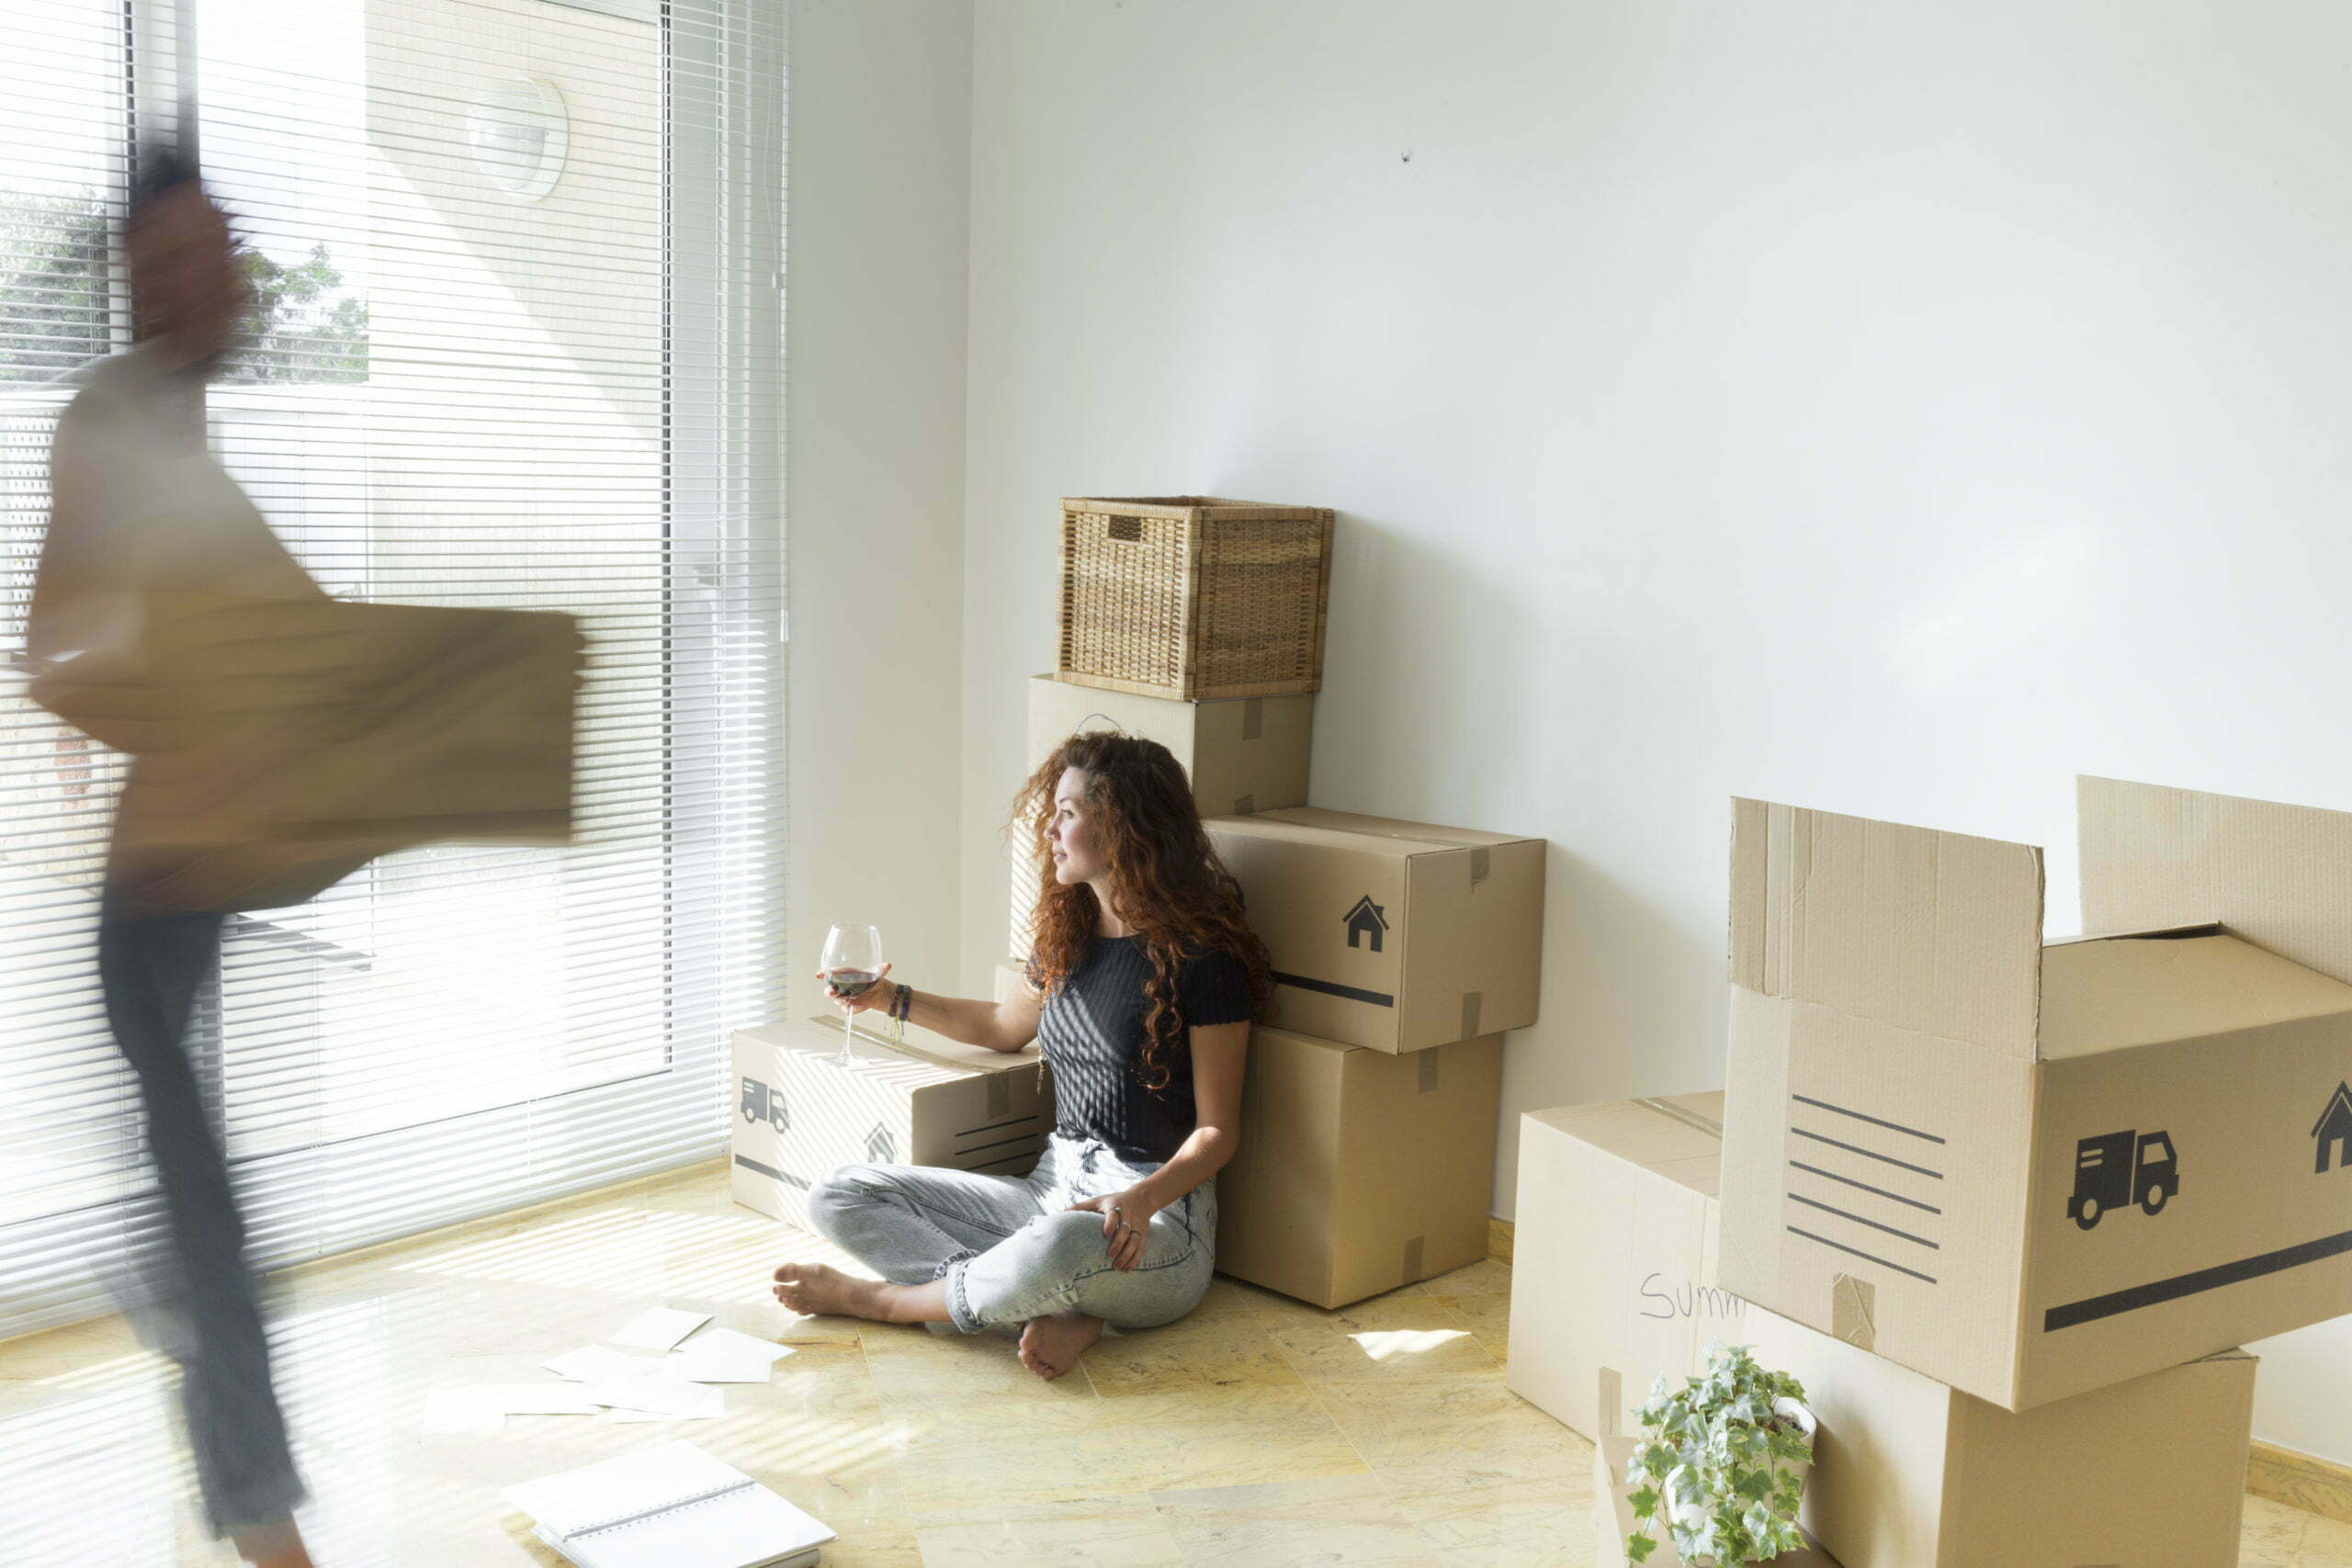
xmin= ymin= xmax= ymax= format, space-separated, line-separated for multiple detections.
xmin=1351 ymin=1327 xmax=1473 ymax=1361
xmin=0 ymin=1159 xmax=2342 ymax=1566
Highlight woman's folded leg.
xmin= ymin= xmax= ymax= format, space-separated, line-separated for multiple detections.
xmin=948 ymin=1185 xmax=1216 ymax=1336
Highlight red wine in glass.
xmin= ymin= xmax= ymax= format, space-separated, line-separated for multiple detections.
xmin=821 ymin=925 xmax=883 ymax=1066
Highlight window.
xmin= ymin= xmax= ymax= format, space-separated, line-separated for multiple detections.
xmin=0 ymin=0 xmax=783 ymax=1336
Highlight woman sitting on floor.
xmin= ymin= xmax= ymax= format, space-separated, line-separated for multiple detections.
xmin=772 ymin=731 xmax=1270 ymax=1381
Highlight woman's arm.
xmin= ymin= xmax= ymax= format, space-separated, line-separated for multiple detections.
xmin=821 ymin=964 xmax=1042 ymax=1054
xmin=1069 ymin=1018 xmax=1249 ymax=1271
xmin=1127 ymin=1019 xmax=1249 ymax=1209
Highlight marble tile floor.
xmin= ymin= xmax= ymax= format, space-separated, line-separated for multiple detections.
xmin=0 ymin=1160 xmax=2344 ymax=1566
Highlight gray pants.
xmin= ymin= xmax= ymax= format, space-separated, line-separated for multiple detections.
xmin=806 ymin=1133 xmax=1217 ymax=1334
xmin=99 ymin=906 xmax=305 ymax=1539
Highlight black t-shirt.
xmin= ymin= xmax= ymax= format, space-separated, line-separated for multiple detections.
xmin=1032 ymin=935 xmax=1253 ymax=1165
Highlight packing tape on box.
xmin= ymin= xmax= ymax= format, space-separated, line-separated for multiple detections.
xmin=1460 ymin=991 xmax=1483 ymax=1040
xmin=1241 ymin=698 xmax=1263 ymax=741
xmin=1402 ymin=1235 xmax=1425 ymax=1285
xmin=1233 ymin=793 xmax=1256 ymax=814
xmin=988 ymin=1073 xmax=1010 ymax=1119
xmin=1598 ymin=1367 xmax=1623 ymax=1438
xmin=1831 ymin=1273 xmax=1877 ymax=1350
xmin=1418 ymin=1052 xmax=1441 ymax=1094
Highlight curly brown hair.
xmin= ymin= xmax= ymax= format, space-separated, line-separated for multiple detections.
xmin=1009 ymin=730 xmax=1272 ymax=1091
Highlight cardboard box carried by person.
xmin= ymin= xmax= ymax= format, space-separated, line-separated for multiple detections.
xmin=1723 ymin=780 xmax=2352 ymax=1410
xmin=1204 ymin=808 xmax=1544 ymax=1054
xmin=1216 ymin=1025 xmax=1502 ymax=1308
xmin=1593 ymin=1435 xmax=1842 ymax=1568
xmin=730 ymin=1016 xmax=1052 ymax=1230
xmin=1507 ymin=1094 xmax=1745 ymax=1441
xmin=1744 ymin=1308 xmax=2253 ymax=1568
xmin=1012 ymin=673 xmax=1315 ymax=958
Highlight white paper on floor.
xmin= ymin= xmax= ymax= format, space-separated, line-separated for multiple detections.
xmin=597 ymin=1401 xmax=724 ymax=1429
xmin=418 ymin=1315 xmax=786 ymax=1438
xmin=665 ymin=1325 xmax=795 ymax=1383
xmin=421 ymin=1390 xmax=507 ymax=1435
xmin=607 ymin=1307 xmax=713 ymax=1352
xmin=543 ymin=1345 xmax=664 ymax=1383
xmin=585 ymin=1373 xmax=727 ymax=1420
xmin=487 ymin=1384 xmax=605 ymax=1416
xmin=422 ymin=1384 xmax=601 ymax=1433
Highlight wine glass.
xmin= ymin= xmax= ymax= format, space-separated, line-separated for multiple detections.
xmin=821 ymin=924 xmax=884 ymax=1069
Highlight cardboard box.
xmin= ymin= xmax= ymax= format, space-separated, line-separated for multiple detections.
xmin=1744 ymin=1308 xmax=2253 ymax=1568
xmin=730 ymin=1016 xmax=1052 ymax=1230
xmin=1203 ymin=807 xmax=1544 ymax=1054
xmin=1722 ymin=786 xmax=2352 ymax=1410
xmin=1595 ymin=1435 xmax=1841 ymax=1568
xmin=1026 ymin=672 xmax=1313 ymax=818
xmin=1507 ymin=1093 xmax=1746 ymax=1441
xmin=1012 ymin=674 xmax=1316 ymax=957
xmin=1216 ymin=1025 xmax=1502 ymax=1308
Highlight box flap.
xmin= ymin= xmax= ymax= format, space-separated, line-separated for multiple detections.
xmin=1256 ymin=1026 xmax=1356 ymax=1057
xmin=2038 ymin=931 xmax=2352 ymax=1058
xmin=1729 ymin=797 xmax=2045 ymax=1060
xmin=1209 ymin=812 xmax=1430 ymax=859
xmin=2080 ymin=775 xmax=2352 ymax=987
xmin=1250 ymin=807 xmax=1536 ymax=853
xmin=1648 ymin=1092 xmax=1726 ymax=1134
xmin=1531 ymin=1100 xmax=1724 ymax=1186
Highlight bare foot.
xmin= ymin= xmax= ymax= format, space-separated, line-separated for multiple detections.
xmin=232 ymin=1518 xmax=314 ymax=1568
xmin=772 ymin=1260 xmax=882 ymax=1319
xmin=1017 ymin=1310 xmax=1104 ymax=1381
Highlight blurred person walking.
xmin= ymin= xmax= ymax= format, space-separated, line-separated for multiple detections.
xmin=26 ymin=148 xmax=318 ymax=1568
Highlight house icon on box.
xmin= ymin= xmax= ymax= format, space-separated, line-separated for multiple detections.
xmin=2314 ymin=1082 xmax=2352 ymax=1175
xmin=1344 ymin=896 xmax=1390 ymax=953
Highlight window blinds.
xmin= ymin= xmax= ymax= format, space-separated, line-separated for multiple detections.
xmin=0 ymin=0 xmax=784 ymax=1337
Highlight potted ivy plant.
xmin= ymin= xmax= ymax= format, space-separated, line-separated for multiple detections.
xmin=1623 ymin=1339 xmax=1815 ymax=1565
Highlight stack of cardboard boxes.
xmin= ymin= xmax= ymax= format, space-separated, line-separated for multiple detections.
xmin=1520 ymin=776 xmax=2352 ymax=1566
xmin=732 ymin=492 xmax=1549 ymax=1303
xmin=1003 ymin=494 xmax=1549 ymax=1309
xmin=1014 ymin=671 xmax=1549 ymax=1308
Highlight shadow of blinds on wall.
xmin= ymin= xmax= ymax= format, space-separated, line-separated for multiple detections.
xmin=0 ymin=0 xmax=784 ymax=1337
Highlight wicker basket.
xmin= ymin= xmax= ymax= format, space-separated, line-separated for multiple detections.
xmin=1056 ymin=496 xmax=1336 ymax=702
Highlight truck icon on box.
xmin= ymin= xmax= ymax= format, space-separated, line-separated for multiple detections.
xmin=2068 ymin=1129 xmax=2177 ymax=1230
xmin=740 ymin=1076 xmax=787 ymax=1132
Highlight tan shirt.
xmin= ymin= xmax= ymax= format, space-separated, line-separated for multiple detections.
xmin=28 ymin=345 xmax=323 ymax=669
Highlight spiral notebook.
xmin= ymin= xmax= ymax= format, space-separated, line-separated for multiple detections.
xmin=502 ymin=1440 xmax=834 ymax=1568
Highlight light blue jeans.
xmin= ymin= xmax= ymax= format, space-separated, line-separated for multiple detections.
xmin=805 ymin=1132 xmax=1216 ymax=1335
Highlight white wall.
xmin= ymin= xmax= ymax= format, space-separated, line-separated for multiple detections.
xmin=786 ymin=0 xmax=972 ymax=1023
xmin=960 ymin=0 xmax=2352 ymax=1465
